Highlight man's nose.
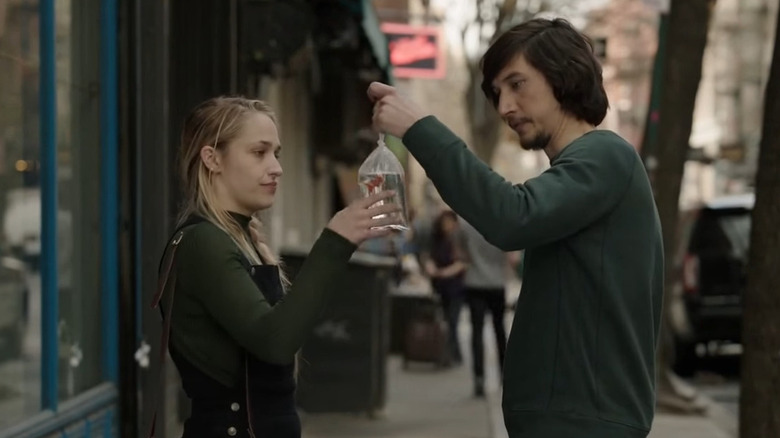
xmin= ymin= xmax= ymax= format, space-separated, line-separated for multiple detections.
xmin=497 ymin=93 xmax=517 ymax=119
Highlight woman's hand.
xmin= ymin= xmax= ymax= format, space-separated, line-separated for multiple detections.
xmin=436 ymin=261 xmax=467 ymax=278
xmin=424 ymin=260 xmax=439 ymax=278
xmin=327 ymin=190 xmax=402 ymax=245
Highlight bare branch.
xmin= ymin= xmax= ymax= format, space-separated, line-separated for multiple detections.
xmin=495 ymin=0 xmax=519 ymax=37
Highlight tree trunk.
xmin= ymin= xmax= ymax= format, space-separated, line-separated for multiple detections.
xmin=651 ymin=0 xmax=714 ymax=413
xmin=739 ymin=4 xmax=780 ymax=436
xmin=461 ymin=0 xmax=538 ymax=162
xmin=466 ymin=63 xmax=502 ymax=161
xmin=737 ymin=0 xmax=774 ymax=186
xmin=712 ymin=0 xmax=743 ymax=160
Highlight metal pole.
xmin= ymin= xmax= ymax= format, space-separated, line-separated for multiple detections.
xmin=39 ymin=0 xmax=59 ymax=411
xmin=100 ymin=0 xmax=119 ymax=384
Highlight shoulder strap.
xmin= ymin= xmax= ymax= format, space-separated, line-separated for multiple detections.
xmin=146 ymin=228 xmax=259 ymax=438
xmin=147 ymin=230 xmax=184 ymax=438
xmin=246 ymin=356 xmax=257 ymax=438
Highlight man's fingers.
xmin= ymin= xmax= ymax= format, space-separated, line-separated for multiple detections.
xmin=367 ymin=82 xmax=395 ymax=102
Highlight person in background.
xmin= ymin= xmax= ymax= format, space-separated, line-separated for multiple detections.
xmin=426 ymin=209 xmax=468 ymax=365
xmin=459 ymin=217 xmax=508 ymax=398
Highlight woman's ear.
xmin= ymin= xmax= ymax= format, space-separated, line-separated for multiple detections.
xmin=200 ymin=145 xmax=221 ymax=173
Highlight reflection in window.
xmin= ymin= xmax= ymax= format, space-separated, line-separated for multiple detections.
xmin=56 ymin=0 xmax=103 ymax=401
xmin=0 ymin=0 xmax=43 ymax=427
xmin=0 ymin=0 xmax=104 ymax=427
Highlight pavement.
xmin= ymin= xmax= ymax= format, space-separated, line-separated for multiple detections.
xmin=301 ymin=306 xmax=737 ymax=438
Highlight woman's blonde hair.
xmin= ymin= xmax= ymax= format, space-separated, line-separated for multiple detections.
xmin=177 ymin=96 xmax=281 ymax=270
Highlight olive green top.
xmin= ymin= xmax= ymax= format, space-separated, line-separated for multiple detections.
xmin=404 ymin=116 xmax=664 ymax=438
xmin=166 ymin=214 xmax=356 ymax=387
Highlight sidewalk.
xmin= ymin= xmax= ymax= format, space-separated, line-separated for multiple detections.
xmin=301 ymin=355 xmax=494 ymax=438
xmin=650 ymin=412 xmax=734 ymax=438
xmin=301 ymin=312 xmax=502 ymax=438
xmin=301 ymin=313 xmax=736 ymax=438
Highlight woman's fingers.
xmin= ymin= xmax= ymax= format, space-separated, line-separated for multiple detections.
xmin=363 ymin=202 xmax=401 ymax=218
xmin=368 ymin=215 xmax=403 ymax=229
xmin=357 ymin=190 xmax=396 ymax=209
xmin=365 ymin=226 xmax=394 ymax=239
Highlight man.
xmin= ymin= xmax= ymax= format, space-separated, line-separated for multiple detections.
xmin=459 ymin=217 xmax=509 ymax=398
xmin=368 ymin=18 xmax=663 ymax=438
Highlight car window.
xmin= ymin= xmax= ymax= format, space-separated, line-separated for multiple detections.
xmin=689 ymin=209 xmax=751 ymax=261
xmin=718 ymin=214 xmax=751 ymax=260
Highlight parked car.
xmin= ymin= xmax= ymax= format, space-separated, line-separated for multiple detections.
xmin=671 ymin=193 xmax=753 ymax=377
xmin=0 ymin=255 xmax=28 ymax=361
xmin=3 ymin=188 xmax=41 ymax=269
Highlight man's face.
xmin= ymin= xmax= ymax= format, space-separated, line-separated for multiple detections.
xmin=491 ymin=54 xmax=561 ymax=151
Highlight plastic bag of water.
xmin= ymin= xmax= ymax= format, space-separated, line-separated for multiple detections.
xmin=357 ymin=133 xmax=409 ymax=231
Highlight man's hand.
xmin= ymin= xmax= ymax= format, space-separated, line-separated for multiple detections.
xmin=367 ymin=82 xmax=430 ymax=139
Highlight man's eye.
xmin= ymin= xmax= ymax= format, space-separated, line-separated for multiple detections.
xmin=511 ymin=80 xmax=524 ymax=90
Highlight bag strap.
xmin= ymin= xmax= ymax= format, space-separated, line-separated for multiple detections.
xmin=146 ymin=229 xmax=259 ymax=438
xmin=147 ymin=230 xmax=183 ymax=438
xmin=245 ymin=356 xmax=257 ymax=438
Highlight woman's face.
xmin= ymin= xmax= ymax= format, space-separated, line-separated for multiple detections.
xmin=441 ymin=215 xmax=458 ymax=235
xmin=208 ymin=112 xmax=283 ymax=215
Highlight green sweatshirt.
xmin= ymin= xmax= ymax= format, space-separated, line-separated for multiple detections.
xmin=167 ymin=215 xmax=356 ymax=387
xmin=404 ymin=117 xmax=664 ymax=438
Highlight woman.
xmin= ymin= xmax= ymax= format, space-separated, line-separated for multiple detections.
xmin=151 ymin=96 xmax=400 ymax=437
xmin=425 ymin=209 xmax=467 ymax=365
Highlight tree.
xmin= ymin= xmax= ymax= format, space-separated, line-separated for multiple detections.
xmin=446 ymin=0 xmax=602 ymax=161
xmin=461 ymin=0 xmax=519 ymax=161
xmin=646 ymin=0 xmax=715 ymax=412
xmin=739 ymin=3 xmax=780 ymax=436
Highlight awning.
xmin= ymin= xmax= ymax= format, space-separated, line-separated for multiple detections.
xmin=341 ymin=0 xmax=394 ymax=83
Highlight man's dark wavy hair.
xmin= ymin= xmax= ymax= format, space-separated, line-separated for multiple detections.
xmin=480 ymin=18 xmax=609 ymax=126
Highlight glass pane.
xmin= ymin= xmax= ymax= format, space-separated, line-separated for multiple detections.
xmin=0 ymin=0 xmax=43 ymax=426
xmin=718 ymin=214 xmax=751 ymax=261
xmin=56 ymin=0 xmax=103 ymax=400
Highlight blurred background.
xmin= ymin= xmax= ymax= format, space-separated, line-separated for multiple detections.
xmin=0 ymin=0 xmax=777 ymax=437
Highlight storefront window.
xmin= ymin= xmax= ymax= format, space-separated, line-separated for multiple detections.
xmin=0 ymin=0 xmax=105 ymax=428
xmin=55 ymin=0 xmax=103 ymax=401
xmin=0 ymin=0 xmax=43 ymax=427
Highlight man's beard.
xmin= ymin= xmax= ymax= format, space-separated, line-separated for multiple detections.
xmin=520 ymin=132 xmax=551 ymax=151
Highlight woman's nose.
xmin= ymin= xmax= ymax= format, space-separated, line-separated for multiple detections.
xmin=269 ymin=156 xmax=283 ymax=177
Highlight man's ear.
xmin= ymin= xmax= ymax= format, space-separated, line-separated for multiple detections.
xmin=200 ymin=145 xmax=221 ymax=173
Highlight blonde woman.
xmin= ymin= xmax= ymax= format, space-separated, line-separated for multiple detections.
xmin=152 ymin=96 xmax=400 ymax=438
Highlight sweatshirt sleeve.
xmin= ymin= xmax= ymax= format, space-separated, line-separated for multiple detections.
xmin=403 ymin=116 xmax=637 ymax=250
xmin=176 ymin=226 xmax=356 ymax=364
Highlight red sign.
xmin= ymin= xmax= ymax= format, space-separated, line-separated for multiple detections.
xmin=381 ymin=23 xmax=445 ymax=79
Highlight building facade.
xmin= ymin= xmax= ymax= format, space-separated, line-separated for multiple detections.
xmin=0 ymin=1 xmax=391 ymax=437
